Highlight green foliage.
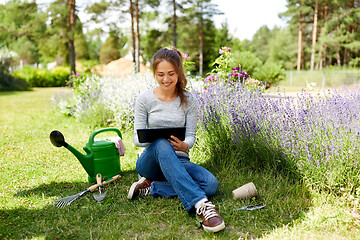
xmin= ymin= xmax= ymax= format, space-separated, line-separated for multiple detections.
xmin=209 ymin=46 xmax=233 ymax=79
xmin=250 ymin=25 xmax=272 ymax=62
xmin=253 ymin=61 xmax=286 ymax=87
xmin=267 ymin=28 xmax=298 ymax=70
xmin=9 ymin=36 xmax=40 ymax=64
xmin=0 ymin=1 xmax=46 ymax=64
xmin=232 ymin=50 xmax=262 ymax=75
xmin=142 ymin=29 xmax=168 ymax=64
xmin=12 ymin=66 xmax=70 ymax=87
xmin=99 ymin=30 xmax=128 ymax=64
xmin=0 ymin=72 xmax=28 ymax=91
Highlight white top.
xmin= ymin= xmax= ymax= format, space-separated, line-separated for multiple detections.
xmin=133 ymin=89 xmax=198 ymax=157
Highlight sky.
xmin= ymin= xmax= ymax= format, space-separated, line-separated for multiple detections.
xmin=212 ymin=0 xmax=288 ymax=40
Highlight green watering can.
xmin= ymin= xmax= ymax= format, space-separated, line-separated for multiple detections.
xmin=50 ymin=128 xmax=122 ymax=182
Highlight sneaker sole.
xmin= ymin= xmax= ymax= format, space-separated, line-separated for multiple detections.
xmin=203 ymin=220 xmax=225 ymax=233
xmin=127 ymin=177 xmax=146 ymax=200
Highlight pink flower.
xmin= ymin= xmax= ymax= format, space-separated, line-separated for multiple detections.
xmin=219 ymin=49 xmax=224 ymax=54
xmin=76 ymin=72 xmax=80 ymax=77
xmin=225 ymin=47 xmax=231 ymax=51
xmin=182 ymin=53 xmax=189 ymax=60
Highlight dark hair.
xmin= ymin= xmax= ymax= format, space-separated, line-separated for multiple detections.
xmin=152 ymin=47 xmax=188 ymax=107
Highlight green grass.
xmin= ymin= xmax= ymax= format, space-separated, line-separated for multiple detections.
xmin=0 ymin=88 xmax=359 ymax=239
xmin=275 ymin=69 xmax=360 ymax=92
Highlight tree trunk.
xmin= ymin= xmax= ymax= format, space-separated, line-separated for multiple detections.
xmin=297 ymin=3 xmax=303 ymax=71
xmin=198 ymin=1 xmax=204 ymax=76
xmin=323 ymin=4 xmax=328 ymax=67
xmin=135 ymin=0 xmax=140 ymax=73
xmin=336 ymin=25 xmax=341 ymax=66
xmin=130 ymin=0 xmax=136 ymax=73
xmin=67 ymin=0 xmax=76 ymax=74
xmin=172 ymin=0 xmax=177 ymax=47
xmin=310 ymin=0 xmax=318 ymax=71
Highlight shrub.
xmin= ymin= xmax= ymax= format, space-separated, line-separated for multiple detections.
xmin=253 ymin=60 xmax=286 ymax=88
xmin=232 ymin=51 xmax=262 ymax=75
xmin=52 ymin=73 xmax=156 ymax=129
xmin=50 ymin=66 xmax=71 ymax=86
xmin=206 ymin=47 xmax=263 ymax=90
xmin=0 ymin=72 xmax=28 ymax=91
xmin=0 ymin=47 xmax=28 ymax=91
xmin=12 ymin=65 xmax=70 ymax=87
xmin=195 ymin=82 xmax=360 ymax=192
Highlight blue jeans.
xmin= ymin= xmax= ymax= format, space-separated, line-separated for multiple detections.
xmin=136 ymin=138 xmax=219 ymax=212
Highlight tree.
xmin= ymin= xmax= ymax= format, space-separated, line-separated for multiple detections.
xmin=68 ymin=0 xmax=76 ymax=73
xmin=251 ymin=25 xmax=272 ymax=63
xmin=129 ymin=0 xmax=136 ymax=72
xmin=309 ymin=0 xmax=318 ymax=70
xmin=0 ymin=1 xmax=47 ymax=64
xmin=99 ymin=29 xmax=128 ymax=64
xmin=281 ymin=0 xmax=359 ymax=69
xmin=182 ymin=0 xmax=222 ymax=76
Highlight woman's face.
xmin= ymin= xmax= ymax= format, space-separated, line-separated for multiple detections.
xmin=155 ymin=60 xmax=178 ymax=93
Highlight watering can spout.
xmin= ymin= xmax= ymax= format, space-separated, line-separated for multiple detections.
xmin=50 ymin=130 xmax=95 ymax=178
xmin=66 ymin=145 xmax=95 ymax=177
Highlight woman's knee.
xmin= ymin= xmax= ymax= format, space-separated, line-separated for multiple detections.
xmin=203 ymin=174 xmax=219 ymax=197
xmin=151 ymin=138 xmax=173 ymax=150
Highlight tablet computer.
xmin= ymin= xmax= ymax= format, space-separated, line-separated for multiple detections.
xmin=137 ymin=127 xmax=186 ymax=143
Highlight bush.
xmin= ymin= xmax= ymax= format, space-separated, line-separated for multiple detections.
xmin=232 ymin=51 xmax=262 ymax=75
xmin=50 ymin=66 xmax=71 ymax=86
xmin=253 ymin=60 xmax=286 ymax=88
xmin=52 ymin=73 xmax=156 ymax=129
xmin=12 ymin=65 xmax=70 ymax=87
xmin=196 ymin=82 xmax=360 ymax=192
xmin=0 ymin=72 xmax=29 ymax=91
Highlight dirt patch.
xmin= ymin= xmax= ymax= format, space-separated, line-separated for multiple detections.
xmin=92 ymin=58 xmax=149 ymax=77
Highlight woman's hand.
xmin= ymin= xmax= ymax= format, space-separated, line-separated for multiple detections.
xmin=168 ymin=135 xmax=188 ymax=152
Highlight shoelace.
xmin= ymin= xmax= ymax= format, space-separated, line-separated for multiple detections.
xmin=138 ymin=186 xmax=150 ymax=196
xmin=196 ymin=202 xmax=218 ymax=221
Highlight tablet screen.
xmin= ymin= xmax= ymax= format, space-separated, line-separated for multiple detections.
xmin=137 ymin=127 xmax=186 ymax=143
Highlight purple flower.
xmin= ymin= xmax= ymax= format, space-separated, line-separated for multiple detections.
xmin=194 ymin=82 xmax=360 ymax=191
xmin=182 ymin=53 xmax=189 ymax=59
xmin=219 ymin=49 xmax=224 ymax=54
xmin=204 ymin=75 xmax=215 ymax=83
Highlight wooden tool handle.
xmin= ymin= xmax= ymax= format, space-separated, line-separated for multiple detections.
xmin=96 ymin=173 xmax=102 ymax=187
xmin=89 ymin=174 xmax=121 ymax=192
xmin=102 ymin=174 xmax=121 ymax=185
xmin=89 ymin=183 xmax=99 ymax=192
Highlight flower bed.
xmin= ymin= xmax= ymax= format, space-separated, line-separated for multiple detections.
xmin=196 ymin=82 xmax=360 ymax=192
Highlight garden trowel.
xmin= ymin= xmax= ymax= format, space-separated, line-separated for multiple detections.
xmin=93 ymin=173 xmax=106 ymax=202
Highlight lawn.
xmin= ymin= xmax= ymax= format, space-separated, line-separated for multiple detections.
xmin=0 ymin=88 xmax=359 ymax=239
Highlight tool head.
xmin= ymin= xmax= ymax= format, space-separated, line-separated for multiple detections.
xmin=93 ymin=191 xmax=107 ymax=202
xmin=93 ymin=173 xmax=106 ymax=202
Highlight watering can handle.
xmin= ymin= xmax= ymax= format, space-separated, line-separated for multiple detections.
xmin=88 ymin=128 xmax=122 ymax=146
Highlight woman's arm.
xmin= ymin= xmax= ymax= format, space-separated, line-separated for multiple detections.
xmin=183 ymin=93 xmax=198 ymax=150
xmin=133 ymin=93 xmax=150 ymax=148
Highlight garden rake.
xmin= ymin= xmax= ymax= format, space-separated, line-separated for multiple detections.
xmin=54 ymin=174 xmax=121 ymax=208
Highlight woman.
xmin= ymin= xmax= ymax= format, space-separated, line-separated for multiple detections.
xmin=127 ymin=47 xmax=225 ymax=233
